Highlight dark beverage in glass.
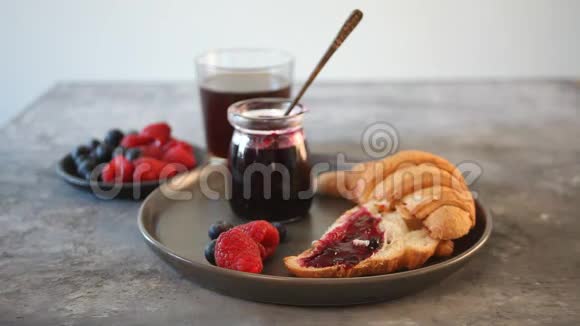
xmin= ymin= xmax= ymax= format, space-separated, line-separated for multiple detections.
xmin=196 ymin=49 xmax=294 ymax=159
xmin=227 ymin=99 xmax=312 ymax=222
xmin=199 ymin=73 xmax=291 ymax=158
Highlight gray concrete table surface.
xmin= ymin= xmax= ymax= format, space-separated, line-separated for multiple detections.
xmin=1 ymin=81 xmax=579 ymax=325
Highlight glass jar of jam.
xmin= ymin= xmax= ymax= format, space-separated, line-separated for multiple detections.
xmin=227 ymin=98 xmax=312 ymax=222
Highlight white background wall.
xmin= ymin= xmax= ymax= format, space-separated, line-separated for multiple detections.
xmin=1 ymin=0 xmax=579 ymax=126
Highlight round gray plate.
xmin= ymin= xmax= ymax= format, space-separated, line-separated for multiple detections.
xmin=138 ymin=162 xmax=492 ymax=306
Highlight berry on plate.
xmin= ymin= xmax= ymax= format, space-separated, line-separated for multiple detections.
xmin=112 ymin=146 xmax=126 ymax=158
xmin=215 ymin=228 xmax=263 ymax=273
xmin=120 ymin=134 xmax=154 ymax=148
xmin=162 ymin=146 xmax=196 ymax=169
xmin=77 ymin=158 xmax=96 ymax=180
xmin=162 ymin=139 xmax=194 ymax=153
xmin=101 ymin=155 xmax=134 ymax=182
xmin=208 ymin=221 xmax=234 ymax=240
xmin=71 ymin=145 xmax=91 ymax=159
xmin=139 ymin=143 xmax=163 ymax=159
xmin=142 ymin=122 xmax=171 ymax=144
xmin=94 ymin=143 xmax=113 ymax=163
xmin=132 ymin=157 xmax=171 ymax=182
xmin=272 ymin=222 xmax=287 ymax=242
xmin=236 ymin=221 xmax=280 ymax=259
xmin=88 ymin=138 xmax=101 ymax=149
xmin=125 ymin=147 xmax=141 ymax=161
xmin=64 ymin=122 xmax=196 ymax=185
xmin=204 ymin=239 xmax=217 ymax=265
xmin=104 ymin=129 xmax=124 ymax=147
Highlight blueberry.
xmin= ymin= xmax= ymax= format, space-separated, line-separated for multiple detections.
xmin=208 ymin=221 xmax=234 ymax=240
xmin=74 ymin=153 xmax=89 ymax=166
xmin=112 ymin=146 xmax=126 ymax=158
xmin=87 ymin=150 xmax=100 ymax=163
xmin=204 ymin=240 xmax=217 ymax=265
xmin=368 ymin=238 xmax=381 ymax=250
xmin=94 ymin=143 xmax=113 ymax=163
xmin=125 ymin=147 xmax=141 ymax=161
xmin=272 ymin=222 xmax=287 ymax=242
xmin=88 ymin=138 xmax=101 ymax=149
xmin=77 ymin=158 xmax=96 ymax=180
xmin=75 ymin=154 xmax=90 ymax=166
xmin=71 ymin=145 xmax=91 ymax=160
xmin=104 ymin=129 xmax=124 ymax=147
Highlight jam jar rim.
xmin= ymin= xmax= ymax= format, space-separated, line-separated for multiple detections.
xmin=227 ymin=97 xmax=306 ymax=134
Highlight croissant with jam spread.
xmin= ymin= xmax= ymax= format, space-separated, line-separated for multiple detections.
xmin=284 ymin=150 xmax=475 ymax=278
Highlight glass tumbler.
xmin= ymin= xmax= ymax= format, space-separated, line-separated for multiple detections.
xmin=196 ymin=48 xmax=294 ymax=160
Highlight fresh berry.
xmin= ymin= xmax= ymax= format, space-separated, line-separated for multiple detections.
xmin=142 ymin=122 xmax=171 ymax=144
xmin=101 ymin=163 xmax=115 ymax=182
xmin=94 ymin=143 xmax=113 ymax=163
xmin=77 ymin=158 xmax=96 ymax=180
xmin=71 ymin=145 xmax=91 ymax=159
xmin=204 ymin=240 xmax=217 ymax=265
xmin=75 ymin=154 xmax=92 ymax=166
xmin=125 ymin=148 xmax=141 ymax=161
xmin=208 ymin=221 xmax=234 ymax=240
xmin=114 ymin=156 xmax=134 ymax=182
xmin=236 ymin=221 xmax=280 ymax=259
xmin=104 ymin=129 xmax=124 ymax=147
xmin=101 ymin=156 xmax=134 ymax=182
xmin=162 ymin=139 xmax=194 ymax=153
xmin=88 ymin=139 xmax=101 ymax=149
xmin=120 ymin=134 xmax=154 ymax=148
xmin=272 ymin=222 xmax=287 ymax=242
xmin=214 ymin=228 xmax=263 ymax=273
xmin=139 ymin=144 xmax=163 ymax=159
xmin=161 ymin=163 xmax=184 ymax=179
xmin=133 ymin=157 xmax=165 ymax=181
xmin=112 ymin=146 xmax=126 ymax=157
xmin=74 ymin=153 xmax=89 ymax=166
xmin=162 ymin=146 xmax=196 ymax=169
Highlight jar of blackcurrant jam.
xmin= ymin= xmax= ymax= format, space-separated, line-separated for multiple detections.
xmin=227 ymin=98 xmax=312 ymax=222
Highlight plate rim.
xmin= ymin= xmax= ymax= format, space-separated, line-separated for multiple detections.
xmin=137 ymin=169 xmax=493 ymax=285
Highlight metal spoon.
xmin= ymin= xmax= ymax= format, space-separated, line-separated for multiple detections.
xmin=284 ymin=9 xmax=364 ymax=116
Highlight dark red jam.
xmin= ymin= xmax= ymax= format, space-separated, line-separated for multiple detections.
xmin=301 ymin=208 xmax=384 ymax=268
xmin=229 ymin=130 xmax=312 ymax=221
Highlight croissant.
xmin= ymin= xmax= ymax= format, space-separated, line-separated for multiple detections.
xmin=316 ymin=150 xmax=475 ymax=240
xmin=284 ymin=150 xmax=475 ymax=277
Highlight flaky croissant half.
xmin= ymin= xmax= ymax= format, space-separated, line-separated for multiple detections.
xmin=284 ymin=150 xmax=475 ymax=278
xmin=316 ymin=150 xmax=475 ymax=240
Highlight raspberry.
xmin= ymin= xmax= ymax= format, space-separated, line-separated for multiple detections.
xmin=162 ymin=138 xmax=194 ymax=153
xmin=120 ymin=134 xmax=154 ymax=148
xmin=162 ymin=146 xmax=196 ymax=169
xmin=138 ymin=144 xmax=163 ymax=159
xmin=236 ymin=221 xmax=280 ymax=259
xmin=101 ymin=156 xmax=134 ymax=182
xmin=142 ymin=122 xmax=171 ymax=144
xmin=101 ymin=163 xmax=115 ymax=182
xmin=133 ymin=157 xmax=165 ymax=181
xmin=160 ymin=163 xmax=180 ymax=179
xmin=215 ymin=228 xmax=263 ymax=273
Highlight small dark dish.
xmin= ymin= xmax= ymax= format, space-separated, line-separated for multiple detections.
xmin=138 ymin=160 xmax=492 ymax=306
xmin=56 ymin=145 xmax=205 ymax=200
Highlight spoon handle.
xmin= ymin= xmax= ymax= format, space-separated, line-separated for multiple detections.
xmin=284 ymin=9 xmax=363 ymax=116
